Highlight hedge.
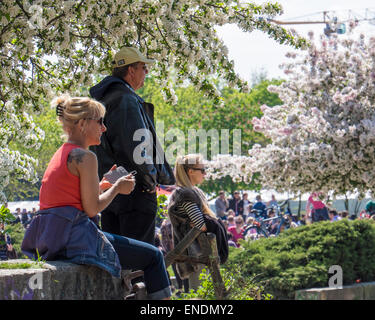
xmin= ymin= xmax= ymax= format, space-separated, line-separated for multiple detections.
xmin=224 ymin=219 xmax=375 ymax=299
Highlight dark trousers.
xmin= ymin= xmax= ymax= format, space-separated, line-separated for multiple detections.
xmin=104 ymin=232 xmax=170 ymax=298
xmin=312 ymin=207 xmax=329 ymax=223
xmin=101 ymin=189 xmax=157 ymax=245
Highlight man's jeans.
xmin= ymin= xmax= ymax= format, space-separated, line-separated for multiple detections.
xmin=104 ymin=232 xmax=171 ymax=300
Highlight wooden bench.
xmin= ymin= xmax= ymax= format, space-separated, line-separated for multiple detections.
xmin=164 ymin=227 xmax=227 ymax=299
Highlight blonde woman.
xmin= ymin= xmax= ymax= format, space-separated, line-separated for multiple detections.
xmin=168 ymin=154 xmax=228 ymax=282
xmin=21 ymin=94 xmax=171 ymax=300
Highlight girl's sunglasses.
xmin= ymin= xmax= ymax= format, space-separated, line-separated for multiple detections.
xmin=189 ymin=167 xmax=207 ymax=174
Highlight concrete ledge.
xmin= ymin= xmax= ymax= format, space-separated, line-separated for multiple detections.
xmin=0 ymin=259 xmax=130 ymax=300
xmin=295 ymin=282 xmax=375 ymax=300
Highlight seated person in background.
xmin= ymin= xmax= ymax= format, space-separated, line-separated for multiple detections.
xmin=21 ymin=94 xmax=171 ymax=300
xmin=228 ymin=216 xmax=245 ymax=246
xmin=291 ymin=214 xmax=302 ymax=227
xmin=222 ymin=219 xmax=229 ymax=232
xmin=253 ymin=195 xmax=267 ymax=218
xmin=365 ymin=199 xmax=375 ymax=215
xmin=340 ymin=210 xmax=349 ymax=219
xmin=329 ymin=210 xmax=342 ymax=222
xmin=265 ymin=209 xmax=279 ymax=234
xmin=243 ymin=216 xmax=258 ymax=240
xmin=227 ymin=214 xmax=235 ymax=228
xmin=168 ymin=154 xmax=229 ymax=281
xmin=0 ymin=222 xmax=17 ymax=260
xmin=227 ymin=232 xmax=237 ymax=248
xmin=246 ymin=203 xmax=253 ymax=219
xmin=359 ymin=209 xmax=369 ymax=219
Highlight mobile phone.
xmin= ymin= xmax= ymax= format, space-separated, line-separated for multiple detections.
xmin=103 ymin=166 xmax=129 ymax=185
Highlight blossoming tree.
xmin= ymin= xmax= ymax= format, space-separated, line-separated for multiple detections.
xmin=0 ymin=0 xmax=308 ymax=202
xmin=208 ymin=32 xmax=375 ymax=197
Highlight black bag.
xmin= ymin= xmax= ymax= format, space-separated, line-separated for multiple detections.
xmin=203 ymin=215 xmax=229 ymax=264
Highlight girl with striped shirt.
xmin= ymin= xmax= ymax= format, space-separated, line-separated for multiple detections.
xmin=168 ymin=154 xmax=228 ymax=289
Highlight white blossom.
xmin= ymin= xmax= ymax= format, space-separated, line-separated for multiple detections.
xmin=0 ymin=0 xmax=308 ymax=201
xmin=208 ymin=34 xmax=375 ymax=196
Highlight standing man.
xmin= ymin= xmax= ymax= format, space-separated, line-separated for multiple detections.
xmin=89 ymin=47 xmax=175 ymax=245
xmin=228 ymin=191 xmax=241 ymax=216
xmin=238 ymin=193 xmax=250 ymax=220
xmin=215 ymin=191 xmax=229 ymax=220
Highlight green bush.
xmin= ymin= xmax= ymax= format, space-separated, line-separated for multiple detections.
xmin=224 ymin=219 xmax=375 ymax=299
xmin=173 ymin=266 xmax=273 ymax=300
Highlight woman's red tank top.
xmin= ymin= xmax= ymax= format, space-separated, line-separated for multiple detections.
xmin=39 ymin=143 xmax=83 ymax=211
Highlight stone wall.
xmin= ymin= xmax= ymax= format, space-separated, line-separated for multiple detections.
xmin=295 ymin=282 xmax=375 ymax=300
xmin=5 ymin=259 xmax=375 ymax=300
xmin=0 ymin=259 xmax=130 ymax=300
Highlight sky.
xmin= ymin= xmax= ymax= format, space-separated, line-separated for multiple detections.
xmin=216 ymin=0 xmax=375 ymax=83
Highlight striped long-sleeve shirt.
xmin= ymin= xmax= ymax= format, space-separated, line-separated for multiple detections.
xmin=177 ymin=201 xmax=206 ymax=230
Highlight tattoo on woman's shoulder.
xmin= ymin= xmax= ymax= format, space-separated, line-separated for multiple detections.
xmin=67 ymin=148 xmax=86 ymax=164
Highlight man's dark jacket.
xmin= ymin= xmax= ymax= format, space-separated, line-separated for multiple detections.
xmin=89 ymin=76 xmax=175 ymax=192
xmin=228 ymin=197 xmax=242 ymax=216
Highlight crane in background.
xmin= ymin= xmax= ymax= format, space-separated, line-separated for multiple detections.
xmin=267 ymin=8 xmax=375 ymax=36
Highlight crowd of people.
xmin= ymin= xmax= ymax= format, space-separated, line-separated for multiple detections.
xmin=6 ymin=207 xmax=38 ymax=229
xmin=212 ymin=190 xmax=375 ymax=248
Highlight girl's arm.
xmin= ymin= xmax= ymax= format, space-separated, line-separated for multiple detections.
xmin=68 ymin=148 xmax=135 ymax=218
xmin=181 ymin=202 xmax=207 ymax=231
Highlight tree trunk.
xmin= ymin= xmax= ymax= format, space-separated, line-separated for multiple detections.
xmin=297 ymin=194 xmax=302 ymax=217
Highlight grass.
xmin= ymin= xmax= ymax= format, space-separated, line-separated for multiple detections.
xmin=0 ymin=261 xmax=44 ymax=269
